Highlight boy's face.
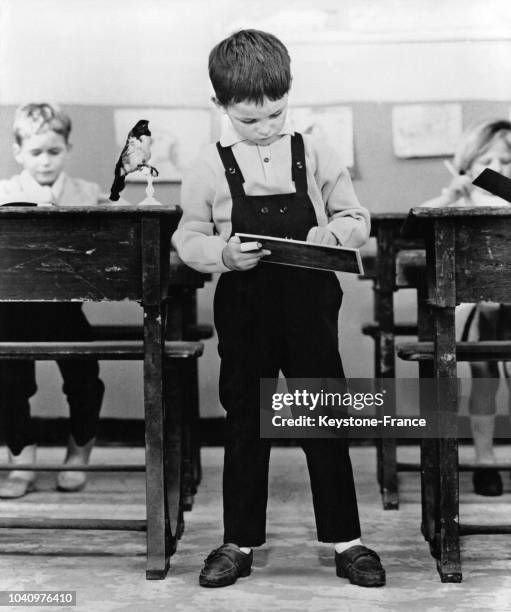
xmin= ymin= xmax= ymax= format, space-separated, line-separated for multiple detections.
xmin=13 ymin=130 xmax=70 ymax=186
xmin=222 ymin=95 xmax=288 ymax=146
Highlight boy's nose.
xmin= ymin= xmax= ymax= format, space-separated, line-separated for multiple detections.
xmin=257 ymin=124 xmax=271 ymax=137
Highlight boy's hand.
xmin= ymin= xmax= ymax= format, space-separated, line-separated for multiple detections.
xmin=441 ymin=174 xmax=472 ymax=205
xmin=306 ymin=226 xmax=338 ymax=246
xmin=222 ymin=236 xmax=270 ymax=271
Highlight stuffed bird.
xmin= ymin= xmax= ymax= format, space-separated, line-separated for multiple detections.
xmin=109 ymin=119 xmax=159 ymax=201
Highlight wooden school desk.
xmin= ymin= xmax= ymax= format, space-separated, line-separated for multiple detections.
xmin=0 ymin=204 xmax=195 ymax=579
xmin=363 ymin=212 xmax=423 ymax=509
xmin=401 ymin=206 xmax=511 ymax=583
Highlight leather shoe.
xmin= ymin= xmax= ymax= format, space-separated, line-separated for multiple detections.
xmin=199 ymin=543 xmax=252 ymax=587
xmin=335 ymin=545 xmax=386 ymax=587
xmin=473 ymin=468 xmax=502 ymax=496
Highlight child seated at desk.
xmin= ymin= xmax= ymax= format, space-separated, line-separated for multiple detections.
xmin=0 ymin=103 xmax=106 ymax=498
xmin=421 ymin=119 xmax=511 ymax=496
xmin=173 ymin=29 xmax=385 ymax=588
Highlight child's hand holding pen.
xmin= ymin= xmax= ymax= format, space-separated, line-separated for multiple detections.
xmin=442 ymin=160 xmax=472 ymax=205
xmin=222 ymin=235 xmax=271 ymax=271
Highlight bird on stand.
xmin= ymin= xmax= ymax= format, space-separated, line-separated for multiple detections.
xmin=109 ymin=119 xmax=159 ymax=202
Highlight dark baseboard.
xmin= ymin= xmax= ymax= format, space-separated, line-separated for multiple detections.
xmin=1 ymin=416 xmax=510 ymax=447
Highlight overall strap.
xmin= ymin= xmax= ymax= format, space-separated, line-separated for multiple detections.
xmin=216 ymin=142 xmax=246 ymax=199
xmin=290 ymin=132 xmax=308 ymax=194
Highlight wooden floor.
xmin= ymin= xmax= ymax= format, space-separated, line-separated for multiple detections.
xmin=0 ymin=445 xmax=511 ymax=612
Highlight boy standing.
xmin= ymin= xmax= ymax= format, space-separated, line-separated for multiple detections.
xmin=172 ymin=30 xmax=385 ymax=588
xmin=0 ymin=103 xmax=105 ymax=498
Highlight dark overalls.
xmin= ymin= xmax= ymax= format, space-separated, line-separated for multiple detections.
xmin=0 ymin=303 xmax=104 ymax=455
xmin=214 ymin=133 xmax=361 ymax=546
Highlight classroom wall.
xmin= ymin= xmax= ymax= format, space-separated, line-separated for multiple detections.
xmin=1 ymin=0 xmax=511 ymax=420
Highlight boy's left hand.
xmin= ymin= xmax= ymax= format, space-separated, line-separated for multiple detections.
xmin=306 ymin=226 xmax=338 ymax=246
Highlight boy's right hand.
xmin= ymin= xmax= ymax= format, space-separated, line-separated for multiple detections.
xmin=222 ymin=236 xmax=270 ymax=271
xmin=441 ymin=174 xmax=473 ymax=205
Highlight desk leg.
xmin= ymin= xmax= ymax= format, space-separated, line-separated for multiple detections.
xmin=420 ymin=436 xmax=438 ymax=545
xmin=373 ymin=285 xmax=384 ymax=490
xmin=417 ymin=279 xmax=437 ymax=544
xmin=183 ymin=290 xmax=202 ymax=500
xmin=164 ymin=357 xmax=183 ymax=554
xmin=176 ymin=289 xmax=199 ymax=511
xmin=377 ymin=287 xmax=398 ymax=510
xmin=144 ymin=304 xmax=169 ymax=579
xmin=142 ymin=214 xmax=170 ymax=580
xmin=180 ymin=359 xmax=198 ymax=511
xmin=433 ymin=305 xmax=461 ymax=583
xmin=375 ymin=222 xmax=400 ymax=510
xmin=164 ymin=293 xmax=185 ymax=552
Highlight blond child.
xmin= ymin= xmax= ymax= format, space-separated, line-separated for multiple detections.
xmin=0 ymin=103 xmax=106 ymax=498
xmin=422 ymin=119 xmax=511 ymax=496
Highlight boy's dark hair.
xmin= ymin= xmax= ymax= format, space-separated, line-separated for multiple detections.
xmin=209 ymin=29 xmax=291 ymax=107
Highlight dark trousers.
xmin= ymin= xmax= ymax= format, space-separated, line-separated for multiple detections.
xmin=214 ymin=267 xmax=361 ymax=546
xmin=0 ymin=303 xmax=104 ymax=455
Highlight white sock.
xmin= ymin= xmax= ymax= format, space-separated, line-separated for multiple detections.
xmin=334 ymin=538 xmax=362 ymax=554
xmin=238 ymin=547 xmax=252 ymax=554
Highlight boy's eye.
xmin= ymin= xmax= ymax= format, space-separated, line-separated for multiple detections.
xmin=48 ymin=149 xmax=62 ymax=155
xmin=270 ymin=111 xmax=282 ymax=118
xmin=240 ymin=119 xmax=257 ymax=125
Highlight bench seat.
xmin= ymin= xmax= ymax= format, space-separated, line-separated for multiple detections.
xmin=398 ymin=340 xmax=511 ymax=362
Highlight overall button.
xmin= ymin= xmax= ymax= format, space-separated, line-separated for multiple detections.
xmin=279 ymin=206 xmax=288 ymax=214
xmin=263 ymin=157 xmax=270 ymax=163
xmin=228 ymin=167 xmax=236 ymax=174
xmin=260 ymin=206 xmax=269 ymax=214
xmin=296 ymin=161 xmax=303 ymax=169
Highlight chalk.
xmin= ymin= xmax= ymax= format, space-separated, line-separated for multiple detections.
xmin=240 ymin=241 xmax=261 ymax=252
xmin=443 ymin=160 xmax=458 ymax=177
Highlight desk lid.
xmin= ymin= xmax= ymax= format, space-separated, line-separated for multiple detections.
xmin=402 ymin=205 xmax=511 ymax=238
xmin=0 ymin=203 xmax=181 ymax=217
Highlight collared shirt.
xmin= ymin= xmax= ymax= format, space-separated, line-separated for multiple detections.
xmin=172 ymin=120 xmax=371 ymax=273
xmin=219 ymin=114 xmax=295 ymax=147
xmin=0 ymin=170 xmax=107 ymax=206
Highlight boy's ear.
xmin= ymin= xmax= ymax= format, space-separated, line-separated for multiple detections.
xmin=211 ymin=97 xmax=226 ymax=113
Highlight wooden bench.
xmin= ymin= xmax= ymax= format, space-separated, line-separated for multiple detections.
xmin=92 ymin=323 xmax=213 ymax=342
xmin=398 ymin=340 xmax=511 ymax=362
xmin=397 ymin=337 xmax=511 ymax=561
xmin=0 ymin=340 xmax=202 ymax=360
xmin=362 ymin=323 xmax=418 ymax=340
xmin=0 ymin=338 xmax=203 ymax=546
